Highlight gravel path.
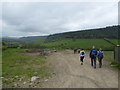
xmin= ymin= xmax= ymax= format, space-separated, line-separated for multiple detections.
xmin=41 ymin=50 xmax=118 ymax=88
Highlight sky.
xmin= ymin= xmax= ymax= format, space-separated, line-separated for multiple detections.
xmin=1 ymin=1 xmax=118 ymax=37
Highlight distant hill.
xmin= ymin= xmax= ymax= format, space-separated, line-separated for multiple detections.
xmin=45 ymin=25 xmax=118 ymax=42
xmin=2 ymin=38 xmax=21 ymax=48
xmin=2 ymin=36 xmax=47 ymax=47
xmin=2 ymin=25 xmax=118 ymax=45
xmin=18 ymin=36 xmax=47 ymax=41
xmin=2 ymin=25 xmax=118 ymax=50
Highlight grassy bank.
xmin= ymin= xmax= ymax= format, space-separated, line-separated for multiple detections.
xmin=2 ymin=48 xmax=53 ymax=88
xmin=110 ymin=62 xmax=120 ymax=70
xmin=104 ymin=51 xmax=120 ymax=70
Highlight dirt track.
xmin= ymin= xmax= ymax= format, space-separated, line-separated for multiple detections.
xmin=41 ymin=50 xmax=118 ymax=88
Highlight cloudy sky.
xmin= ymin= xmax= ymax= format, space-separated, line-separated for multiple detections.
xmin=1 ymin=1 xmax=118 ymax=37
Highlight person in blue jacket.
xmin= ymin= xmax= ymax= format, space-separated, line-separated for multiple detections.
xmin=97 ymin=48 xmax=104 ymax=68
xmin=89 ymin=46 xmax=97 ymax=69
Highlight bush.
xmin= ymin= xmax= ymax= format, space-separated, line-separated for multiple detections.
xmin=2 ymin=45 xmax=8 ymax=51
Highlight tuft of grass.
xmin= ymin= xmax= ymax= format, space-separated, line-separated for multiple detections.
xmin=110 ymin=61 xmax=120 ymax=70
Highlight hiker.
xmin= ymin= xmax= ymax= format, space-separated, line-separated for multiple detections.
xmin=89 ymin=46 xmax=97 ymax=68
xmin=97 ymin=48 xmax=104 ymax=68
xmin=74 ymin=48 xmax=77 ymax=54
xmin=80 ymin=48 xmax=86 ymax=65
xmin=78 ymin=48 xmax=80 ymax=53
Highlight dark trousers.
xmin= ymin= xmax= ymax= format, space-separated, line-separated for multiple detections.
xmin=91 ymin=56 xmax=96 ymax=68
xmin=98 ymin=58 xmax=103 ymax=68
xmin=80 ymin=56 xmax=84 ymax=62
xmin=74 ymin=50 xmax=77 ymax=54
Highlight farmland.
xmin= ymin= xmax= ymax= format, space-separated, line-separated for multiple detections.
xmin=23 ymin=39 xmax=118 ymax=50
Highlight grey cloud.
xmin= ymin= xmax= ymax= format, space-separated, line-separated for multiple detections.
xmin=2 ymin=2 xmax=118 ymax=37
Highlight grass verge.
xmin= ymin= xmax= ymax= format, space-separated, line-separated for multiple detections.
xmin=104 ymin=51 xmax=120 ymax=70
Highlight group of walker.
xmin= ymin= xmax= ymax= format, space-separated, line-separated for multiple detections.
xmin=74 ymin=46 xmax=104 ymax=69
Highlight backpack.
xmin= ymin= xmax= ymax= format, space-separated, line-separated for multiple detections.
xmin=91 ymin=49 xmax=97 ymax=56
xmin=81 ymin=51 xmax=85 ymax=55
xmin=100 ymin=51 xmax=103 ymax=55
xmin=99 ymin=51 xmax=103 ymax=58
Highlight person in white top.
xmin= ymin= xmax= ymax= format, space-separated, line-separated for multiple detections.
xmin=80 ymin=48 xmax=86 ymax=65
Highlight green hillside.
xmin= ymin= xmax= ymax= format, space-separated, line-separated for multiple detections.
xmin=2 ymin=25 xmax=119 ymax=50
xmin=45 ymin=26 xmax=118 ymax=42
xmin=21 ymin=39 xmax=118 ymax=50
xmin=44 ymin=39 xmax=118 ymax=50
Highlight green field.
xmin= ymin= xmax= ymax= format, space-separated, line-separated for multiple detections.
xmin=2 ymin=48 xmax=53 ymax=87
xmin=104 ymin=51 xmax=114 ymax=61
xmin=27 ymin=39 xmax=118 ymax=50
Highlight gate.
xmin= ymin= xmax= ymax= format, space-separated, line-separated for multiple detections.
xmin=115 ymin=46 xmax=120 ymax=63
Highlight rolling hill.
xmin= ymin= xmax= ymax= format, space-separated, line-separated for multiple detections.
xmin=45 ymin=25 xmax=118 ymax=42
xmin=18 ymin=36 xmax=47 ymax=41
xmin=2 ymin=25 xmax=119 ymax=50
